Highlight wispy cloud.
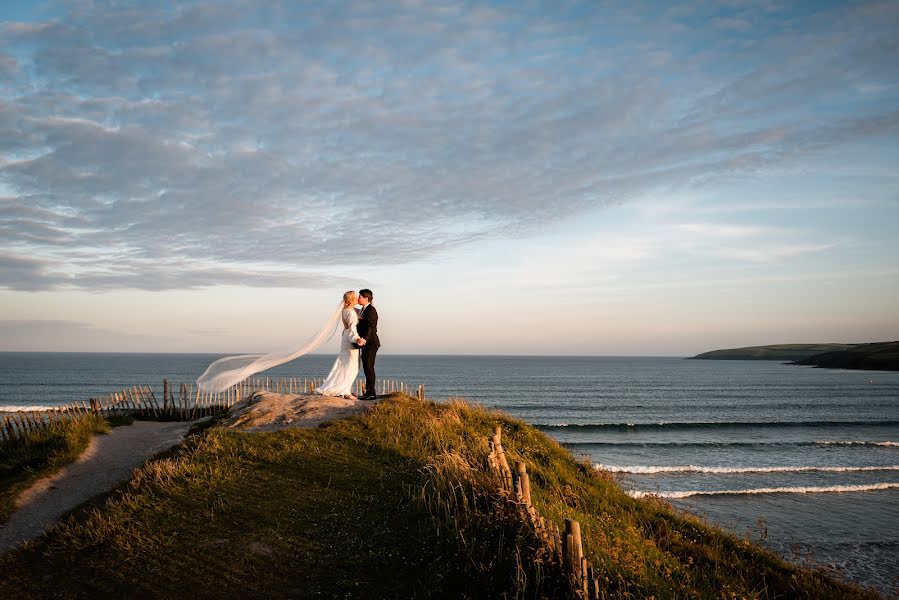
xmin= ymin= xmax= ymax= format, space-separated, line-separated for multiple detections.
xmin=1 ymin=0 xmax=897 ymax=291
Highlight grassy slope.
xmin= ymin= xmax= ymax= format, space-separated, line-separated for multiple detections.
xmin=0 ymin=414 xmax=112 ymax=523
xmin=0 ymin=395 xmax=880 ymax=599
xmin=690 ymin=343 xmax=857 ymax=361
xmin=794 ymin=341 xmax=899 ymax=371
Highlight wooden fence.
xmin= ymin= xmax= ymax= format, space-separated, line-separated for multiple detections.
xmin=488 ymin=425 xmax=601 ymax=599
xmin=0 ymin=376 xmax=422 ymax=442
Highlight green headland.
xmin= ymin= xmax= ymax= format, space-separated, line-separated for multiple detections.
xmin=689 ymin=343 xmax=858 ymax=361
xmin=0 ymin=393 xmax=879 ymax=599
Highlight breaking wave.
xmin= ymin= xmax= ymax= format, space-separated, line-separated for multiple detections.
xmin=629 ymin=482 xmax=899 ymax=499
xmin=536 ymin=420 xmax=899 ymax=430
xmin=599 ymin=464 xmax=899 ymax=474
xmin=566 ymin=440 xmax=899 ymax=448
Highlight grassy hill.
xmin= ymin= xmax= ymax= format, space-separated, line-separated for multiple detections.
xmin=0 ymin=394 xmax=879 ymax=599
xmin=0 ymin=414 xmax=111 ymax=523
xmin=793 ymin=341 xmax=899 ymax=371
xmin=690 ymin=343 xmax=858 ymax=361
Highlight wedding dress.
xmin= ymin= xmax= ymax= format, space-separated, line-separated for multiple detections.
xmin=315 ymin=308 xmax=363 ymax=397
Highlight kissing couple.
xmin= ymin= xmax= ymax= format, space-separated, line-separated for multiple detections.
xmin=195 ymin=289 xmax=380 ymax=398
xmin=314 ymin=289 xmax=381 ymax=400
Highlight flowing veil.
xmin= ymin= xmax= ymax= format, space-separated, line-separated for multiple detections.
xmin=196 ymin=301 xmax=344 ymax=394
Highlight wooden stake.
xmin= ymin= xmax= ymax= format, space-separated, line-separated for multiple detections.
xmin=565 ymin=519 xmax=583 ymax=582
xmin=132 ymin=387 xmax=145 ymax=415
xmin=581 ymin=557 xmax=589 ymax=596
xmin=129 ymin=387 xmax=142 ymax=416
xmin=564 ymin=532 xmax=574 ymax=574
xmin=493 ymin=433 xmax=513 ymax=491
xmin=140 ymin=386 xmax=156 ymax=417
xmin=127 ymin=389 xmax=137 ymax=413
xmin=516 ymin=462 xmax=532 ymax=506
xmin=145 ymin=386 xmax=162 ymax=417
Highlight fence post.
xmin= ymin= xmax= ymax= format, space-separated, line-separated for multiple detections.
xmin=142 ymin=386 xmax=161 ymax=418
xmin=492 ymin=426 xmax=513 ymax=491
xmin=564 ymin=519 xmax=584 ymax=587
xmin=516 ymin=462 xmax=531 ymax=506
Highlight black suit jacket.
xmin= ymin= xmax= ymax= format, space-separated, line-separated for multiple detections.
xmin=357 ymin=305 xmax=380 ymax=348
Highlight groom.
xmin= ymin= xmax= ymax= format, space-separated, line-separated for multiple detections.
xmin=356 ymin=289 xmax=380 ymax=400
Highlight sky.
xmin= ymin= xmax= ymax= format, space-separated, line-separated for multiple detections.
xmin=0 ymin=0 xmax=897 ymax=356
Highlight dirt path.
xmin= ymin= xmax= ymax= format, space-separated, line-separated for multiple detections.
xmin=0 ymin=420 xmax=191 ymax=554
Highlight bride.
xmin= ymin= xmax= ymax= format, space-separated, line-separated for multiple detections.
xmin=196 ymin=290 xmax=365 ymax=396
xmin=315 ymin=290 xmax=366 ymax=399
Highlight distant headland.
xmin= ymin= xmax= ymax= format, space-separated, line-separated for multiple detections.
xmin=689 ymin=343 xmax=858 ymax=361
xmin=791 ymin=341 xmax=899 ymax=371
xmin=690 ymin=341 xmax=899 ymax=371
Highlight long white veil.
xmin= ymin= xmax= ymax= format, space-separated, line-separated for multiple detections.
xmin=197 ymin=301 xmax=344 ymax=394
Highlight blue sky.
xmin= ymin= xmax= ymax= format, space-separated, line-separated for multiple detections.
xmin=1 ymin=0 xmax=897 ymax=355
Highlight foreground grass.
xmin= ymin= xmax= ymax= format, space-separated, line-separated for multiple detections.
xmin=0 ymin=395 xmax=880 ymax=599
xmin=0 ymin=414 xmax=112 ymax=523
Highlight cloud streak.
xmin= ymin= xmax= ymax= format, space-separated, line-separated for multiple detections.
xmin=1 ymin=0 xmax=897 ymax=291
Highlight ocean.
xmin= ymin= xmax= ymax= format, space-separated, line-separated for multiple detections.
xmin=1 ymin=352 xmax=897 ymax=595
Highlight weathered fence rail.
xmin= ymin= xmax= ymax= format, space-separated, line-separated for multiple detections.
xmin=488 ymin=425 xmax=602 ymax=599
xmin=0 ymin=376 xmax=423 ymax=442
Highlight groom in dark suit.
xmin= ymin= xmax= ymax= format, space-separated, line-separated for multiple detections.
xmin=356 ymin=289 xmax=380 ymax=400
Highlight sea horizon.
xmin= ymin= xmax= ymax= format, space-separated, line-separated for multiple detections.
xmin=0 ymin=350 xmax=689 ymax=358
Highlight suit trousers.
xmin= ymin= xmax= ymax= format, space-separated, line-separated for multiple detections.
xmin=361 ymin=344 xmax=379 ymax=396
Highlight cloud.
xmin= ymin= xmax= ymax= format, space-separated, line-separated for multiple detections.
xmin=1 ymin=0 xmax=897 ymax=291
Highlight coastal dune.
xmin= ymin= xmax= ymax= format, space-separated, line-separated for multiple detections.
xmin=0 ymin=392 xmax=882 ymax=599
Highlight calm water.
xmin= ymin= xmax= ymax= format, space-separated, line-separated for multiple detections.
xmin=1 ymin=352 xmax=897 ymax=595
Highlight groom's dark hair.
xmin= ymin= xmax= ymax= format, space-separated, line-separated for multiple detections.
xmin=359 ymin=289 xmax=373 ymax=301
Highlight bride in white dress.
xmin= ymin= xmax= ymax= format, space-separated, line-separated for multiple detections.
xmin=315 ymin=290 xmax=366 ymax=399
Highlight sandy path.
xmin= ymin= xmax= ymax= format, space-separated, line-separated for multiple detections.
xmin=0 ymin=420 xmax=190 ymax=554
xmin=218 ymin=391 xmax=375 ymax=432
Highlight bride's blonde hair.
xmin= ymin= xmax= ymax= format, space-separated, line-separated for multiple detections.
xmin=342 ymin=290 xmax=357 ymax=308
